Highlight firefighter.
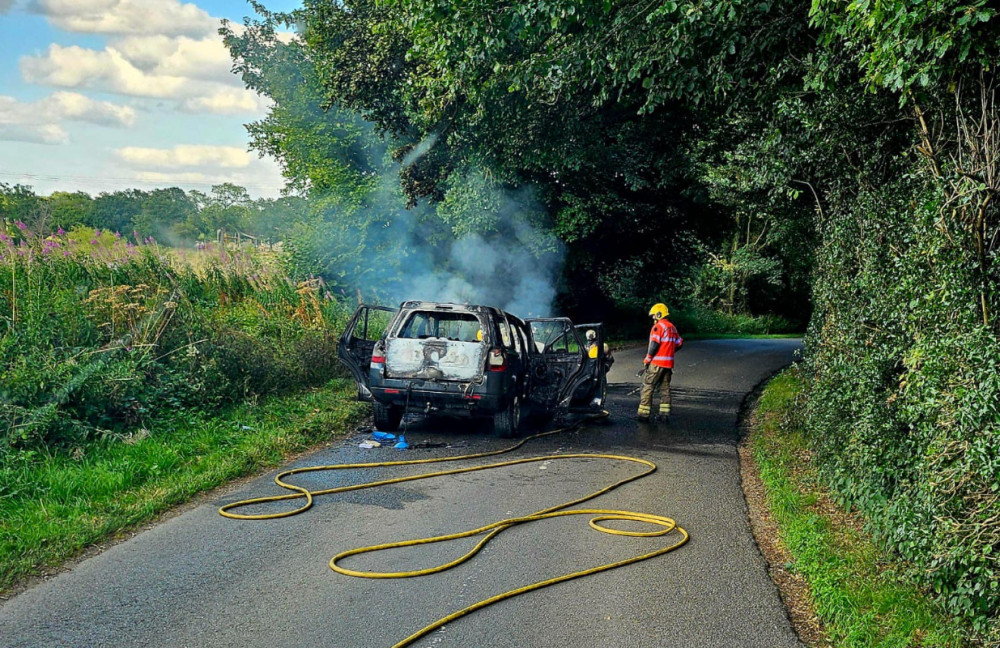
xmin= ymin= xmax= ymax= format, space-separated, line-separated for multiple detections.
xmin=586 ymin=329 xmax=615 ymax=371
xmin=638 ymin=303 xmax=683 ymax=422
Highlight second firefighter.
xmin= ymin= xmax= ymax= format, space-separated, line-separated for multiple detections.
xmin=638 ymin=303 xmax=683 ymax=422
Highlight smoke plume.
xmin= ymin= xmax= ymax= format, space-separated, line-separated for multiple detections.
xmin=339 ymin=140 xmax=564 ymax=318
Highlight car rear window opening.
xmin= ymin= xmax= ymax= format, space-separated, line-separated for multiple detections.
xmin=398 ymin=312 xmax=483 ymax=342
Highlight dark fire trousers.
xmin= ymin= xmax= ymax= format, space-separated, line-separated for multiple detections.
xmin=638 ymin=365 xmax=672 ymax=418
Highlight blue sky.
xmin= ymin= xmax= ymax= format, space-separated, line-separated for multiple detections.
xmin=0 ymin=0 xmax=303 ymax=198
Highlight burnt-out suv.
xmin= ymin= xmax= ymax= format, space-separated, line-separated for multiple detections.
xmin=337 ymin=301 xmax=610 ymax=437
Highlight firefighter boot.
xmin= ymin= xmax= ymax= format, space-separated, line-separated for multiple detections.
xmin=636 ymin=404 xmax=651 ymax=422
xmin=658 ymin=404 xmax=671 ymax=424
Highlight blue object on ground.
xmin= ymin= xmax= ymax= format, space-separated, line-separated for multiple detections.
xmin=394 ymin=435 xmax=408 ymax=450
xmin=372 ymin=431 xmax=396 ymax=442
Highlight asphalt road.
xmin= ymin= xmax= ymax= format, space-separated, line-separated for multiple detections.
xmin=1 ymin=338 xmax=803 ymax=648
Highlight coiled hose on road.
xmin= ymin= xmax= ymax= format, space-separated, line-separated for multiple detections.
xmin=219 ymin=413 xmax=689 ymax=648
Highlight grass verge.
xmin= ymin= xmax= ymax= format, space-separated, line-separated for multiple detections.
xmin=743 ymin=367 xmax=969 ymax=647
xmin=0 ymin=378 xmax=367 ymax=595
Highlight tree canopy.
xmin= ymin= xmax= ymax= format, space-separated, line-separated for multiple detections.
xmin=220 ymin=0 xmax=1000 ymax=636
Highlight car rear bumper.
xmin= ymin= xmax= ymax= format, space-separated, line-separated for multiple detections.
xmin=370 ymin=376 xmax=506 ymax=415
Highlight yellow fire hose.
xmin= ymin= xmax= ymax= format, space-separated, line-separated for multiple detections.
xmin=219 ymin=414 xmax=689 ymax=648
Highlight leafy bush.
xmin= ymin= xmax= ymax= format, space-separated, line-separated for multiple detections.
xmin=804 ymin=171 xmax=1000 ymax=641
xmin=670 ymin=301 xmax=795 ymax=336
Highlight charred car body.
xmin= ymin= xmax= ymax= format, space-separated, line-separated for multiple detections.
xmin=338 ymin=301 xmax=610 ymax=437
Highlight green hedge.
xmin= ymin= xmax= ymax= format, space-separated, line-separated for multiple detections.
xmin=804 ymin=175 xmax=1000 ymax=642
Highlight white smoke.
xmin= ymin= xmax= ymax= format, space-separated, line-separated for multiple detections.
xmin=397 ymin=227 xmax=562 ymax=317
xmin=320 ymin=132 xmax=565 ymax=318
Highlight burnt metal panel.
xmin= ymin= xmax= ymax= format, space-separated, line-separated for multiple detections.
xmin=385 ymin=338 xmax=486 ymax=381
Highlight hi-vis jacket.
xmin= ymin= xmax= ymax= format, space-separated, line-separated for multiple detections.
xmin=644 ymin=318 xmax=683 ymax=369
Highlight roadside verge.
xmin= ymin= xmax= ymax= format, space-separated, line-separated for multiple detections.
xmin=0 ymin=378 xmax=367 ymax=599
xmin=739 ymin=367 xmax=969 ymax=648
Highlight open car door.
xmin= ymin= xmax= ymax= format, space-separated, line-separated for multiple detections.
xmin=573 ymin=322 xmax=608 ymax=409
xmin=337 ymin=304 xmax=397 ymax=401
xmin=525 ymin=318 xmax=592 ymax=410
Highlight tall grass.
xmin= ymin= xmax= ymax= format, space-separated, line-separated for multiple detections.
xmin=0 ymin=224 xmax=353 ymax=452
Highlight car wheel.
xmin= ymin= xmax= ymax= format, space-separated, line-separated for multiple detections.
xmin=493 ymin=395 xmax=521 ymax=439
xmin=373 ymin=401 xmax=403 ymax=432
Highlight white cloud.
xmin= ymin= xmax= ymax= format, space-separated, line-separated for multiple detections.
xmin=118 ymin=153 xmax=289 ymax=197
xmin=179 ymin=88 xmax=268 ymax=115
xmin=0 ymin=92 xmax=134 ymax=144
xmin=21 ymin=39 xmax=266 ymax=115
xmin=0 ymin=123 xmax=68 ymax=145
xmin=113 ymin=34 xmax=240 ymax=85
xmin=22 ymin=45 xmax=188 ymax=98
xmin=116 ymin=144 xmax=251 ymax=169
xmin=47 ymin=91 xmax=136 ymax=126
xmin=18 ymin=3 xmax=293 ymax=117
xmin=29 ymin=0 xmax=217 ymax=37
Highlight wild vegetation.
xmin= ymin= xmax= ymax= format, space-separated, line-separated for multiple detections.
xmin=2 ymin=0 xmax=999 ymax=641
xmin=0 ymin=222 xmax=352 ymax=449
xmin=748 ymin=369 xmax=968 ymax=648
xmin=0 ymin=220 xmax=365 ymax=590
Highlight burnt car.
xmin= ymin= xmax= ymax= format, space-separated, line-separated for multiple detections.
xmin=337 ymin=301 xmax=610 ymax=437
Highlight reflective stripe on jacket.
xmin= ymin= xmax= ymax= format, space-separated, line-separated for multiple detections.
xmin=644 ymin=318 xmax=683 ymax=369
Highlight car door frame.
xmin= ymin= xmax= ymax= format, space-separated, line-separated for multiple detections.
xmin=337 ymin=304 xmax=398 ymax=401
xmin=524 ymin=317 xmax=592 ymax=410
xmin=573 ymin=322 xmax=607 ymax=408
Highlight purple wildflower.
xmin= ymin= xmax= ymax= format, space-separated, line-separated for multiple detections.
xmin=14 ymin=220 xmax=27 ymax=230
xmin=90 ymin=239 xmax=99 ymax=245
xmin=57 ymin=227 xmax=66 ymax=235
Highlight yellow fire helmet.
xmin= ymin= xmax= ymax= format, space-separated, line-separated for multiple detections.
xmin=649 ymin=303 xmax=669 ymax=319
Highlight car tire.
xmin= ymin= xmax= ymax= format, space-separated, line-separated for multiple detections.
xmin=373 ymin=401 xmax=403 ymax=432
xmin=493 ymin=395 xmax=521 ymax=439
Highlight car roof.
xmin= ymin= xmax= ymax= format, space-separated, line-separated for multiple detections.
xmin=399 ymin=301 xmax=501 ymax=315
xmin=397 ymin=301 xmax=530 ymax=325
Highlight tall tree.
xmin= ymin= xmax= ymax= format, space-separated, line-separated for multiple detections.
xmin=90 ymin=189 xmax=148 ymax=236
xmin=47 ymin=191 xmax=94 ymax=231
